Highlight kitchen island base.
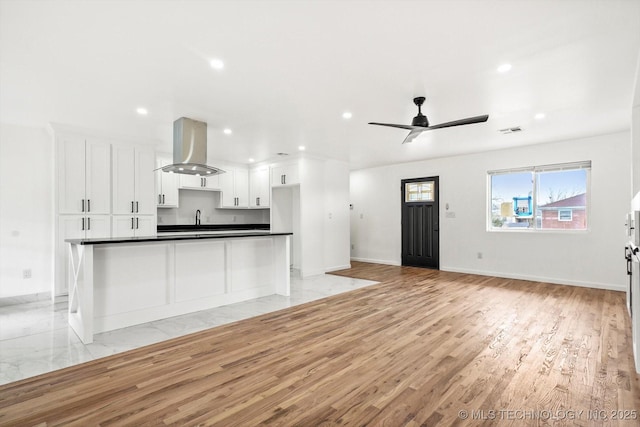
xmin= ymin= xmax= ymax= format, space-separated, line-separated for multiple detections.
xmin=68 ymin=234 xmax=290 ymax=344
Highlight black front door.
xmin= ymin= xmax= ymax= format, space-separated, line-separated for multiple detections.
xmin=401 ymin=176 xmax=439 ymax=269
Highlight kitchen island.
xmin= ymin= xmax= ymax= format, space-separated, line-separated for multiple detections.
xmin=65 ymin=231 xmax=292 ymax=344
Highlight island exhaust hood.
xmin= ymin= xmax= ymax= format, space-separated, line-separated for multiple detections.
xmin=159 ymin=117 xmax=226 ymax=176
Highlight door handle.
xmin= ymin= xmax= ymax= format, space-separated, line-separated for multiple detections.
xmin=136 ymin=217 xmax=139 ymax=229
xmin=87 ymin=199 xmax=91 ymax=212
xmin=131 ymin=217 xmax=134 ymax=229
xmin=81 ymin=199 xmax=85 ymax=212
xmin=87 ymin=217 xmax=91 ymax=230
xmin=159 ymin=194 xmax=162 ymax=204
xmin=81 ymin=217 xmax=85 ymax=231
xmin=256 ymin=197 xmax=260 ymax=206
xmin=131 ymin=201 xmax=134 ymax=213
xmin=162 ymin=194 xmax=165 ymax=204
xmin=136 ymin=201 xmax=139 ymax=213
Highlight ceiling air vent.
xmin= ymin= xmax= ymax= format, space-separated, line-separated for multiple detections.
xmin=276 ymin=152 xmax=289 ymax=156
xmin=499 ymin=126 xmax=522 ymax=134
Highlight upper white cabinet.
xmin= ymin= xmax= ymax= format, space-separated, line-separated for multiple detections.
xmin=249 ymin=167 xmax=270 ymax=208
xmin=219 ymin=166 xmax=249 ymax=208
xmin=180 ymin=174 xmax=220 ymax=190
xmin=271 ymin=162 xmax=300 ymax=187
xmin=112 ymin=145 xmax=156 ymax=215
xmin=57 ymin=135 xmax=111 ymax=214
xmin=156 ymin=154 xmax=179 ymax=208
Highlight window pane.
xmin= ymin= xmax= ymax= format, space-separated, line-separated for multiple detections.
xmin=405 ymin=181 xmax=434 ymax=202
xmin=537 ymin=169 xmax=587 ymax=230
xmin=490 ymin=172 xmax=534 ymax=229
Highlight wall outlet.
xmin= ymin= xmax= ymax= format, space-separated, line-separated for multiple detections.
xmin=477 ymin=252 xmax=483 ymax=259
xmin=23 ymin=269 xmax=32 ymax=279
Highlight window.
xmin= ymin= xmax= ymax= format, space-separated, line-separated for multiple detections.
xmin=558 ymin=209 xmax=573 ymax=221
xmin=489 ymin=161 xmax=590 ymax=231
xmin=405 ymin=181 xmax=434 ymax=202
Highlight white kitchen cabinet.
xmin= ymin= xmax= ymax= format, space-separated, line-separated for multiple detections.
xmin=180 ymin=174 xmax=220 ymax=190
xmin=57 ymin=135 xmax=111 ymax=214
xmin=111 ymin=215 xmax=156 ymax=238
xmin=249 ymin=166 xmax=270 ymax=208
xmin=156 ymin=154 xmax=179 ymax=208
xmin=112 ymin=145 xmax=156 ymax=215
xmin=219 ymin=166 xmax=249 ymax=208
xmin=271 ymin=163 xmax=300 ymax=187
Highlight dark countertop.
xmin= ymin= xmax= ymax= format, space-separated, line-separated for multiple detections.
xmin=157 ymin=224 xmax=270 ymax=233
xmin=66 ymin=231 xmax=291 ymax=245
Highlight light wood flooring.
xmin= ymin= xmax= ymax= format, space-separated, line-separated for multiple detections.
xmin=1 ymin=262 xmax=638 ymax=426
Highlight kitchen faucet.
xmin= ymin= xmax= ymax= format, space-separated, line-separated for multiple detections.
xmin=195 ymin=209 xmax=201 ymax=226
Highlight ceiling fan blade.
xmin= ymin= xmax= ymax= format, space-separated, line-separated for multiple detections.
xmin=426 ymin=114 xmax=489 ymax=130
xmin=368 ymin=122 xmax=416 ymax=131
xmin=402 ymin=128 xmax=424 ymax=144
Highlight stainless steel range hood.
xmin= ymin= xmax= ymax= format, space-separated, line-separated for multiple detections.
xmin=159 ymin=117 xmax=226 ymax=176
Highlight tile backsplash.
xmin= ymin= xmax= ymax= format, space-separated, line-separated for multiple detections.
xmin=157 ymin=190 xmax=269 ymax=225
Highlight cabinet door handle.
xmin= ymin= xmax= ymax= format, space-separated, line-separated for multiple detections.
xmin=81 ymin=199 xmax=85 ymax=212
xmin=281 ymin=175 xmax=284 ymax=185
xmin=87 ymin=199 xmax=91 ymax=212
xmin=159 ymin=194 xmax=162 ymax=204
xmin=131 ymin=201 xmax=134 ymax=213
xmin=131 ymin=217 xmax=134 ymax=229
xmin=87 ymin=217 xmax=91 ymax=230
xmin=256 ymin=197 xmax=260 ymax=206
xmin=81 ymin=217 xmax=85 ymax=231
xmin=203 ymin=178 xmax=207 ymax=187
xmin=136 ymin=217 xmax=139 ymax=229
xmin=136 ymin=201 xmax=139 ymax=213
xmin=162 ymin=194 xmax=165 ymax=204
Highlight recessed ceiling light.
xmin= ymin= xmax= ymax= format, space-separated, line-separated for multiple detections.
xmin=178 ymin=167 xmax=184 ymax=171
xmin=534 ymin=113 xmax=546 ymax=120
xmin=248 ymin=158 xmax=255 ymax=163
xmin=497 ymin=63 xmax=512 ymax=73
xmin=298 ymin=146 xmax=306 ymax=151
xmin=223 ymin=128 xmax=232 ymax=135
xmin=136 ymin=107 xmax=148 ymax=115
xmin=342 ymin=111 xmax=353 ymax=119
xmin=210 ymin=58 xmax=224 ymax=70
xmin=206 ymin=171 xmax=212 ymax=174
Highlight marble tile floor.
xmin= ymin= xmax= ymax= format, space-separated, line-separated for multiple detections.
xmin=0 ymin=273 xmax=377 ymax=386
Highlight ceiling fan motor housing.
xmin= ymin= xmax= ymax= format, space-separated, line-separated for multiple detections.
xmin=412 ymin=96 xmax=429 ymax=127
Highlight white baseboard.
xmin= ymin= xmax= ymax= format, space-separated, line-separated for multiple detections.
xmin=350 ymin=257 xmax=401 ymax=266
xmin=440 ymin=266 xmax=625 ymax=292
xmin=325 ymin=264 xmax=351 ymax=273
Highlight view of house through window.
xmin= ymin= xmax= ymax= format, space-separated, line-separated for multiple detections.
xmin=489 ymin=161 xmax=590 ymax=231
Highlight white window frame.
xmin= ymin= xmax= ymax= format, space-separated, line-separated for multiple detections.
xmin=487 ymin=161 xmax=591 ymax=232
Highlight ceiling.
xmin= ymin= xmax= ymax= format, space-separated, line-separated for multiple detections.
xmin=1 ymin=0 xmax=639 ymax=170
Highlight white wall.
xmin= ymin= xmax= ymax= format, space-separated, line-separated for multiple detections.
xmin=157 ymin=190 xmax=269 ymax=225
xmin=632 ymin=49 xmax=640 ymax=200
xmin=323 ymin=159 xmax=351 ymax=272
xmin=299 ymin=157 xmax=325 ymax=277
xmin=0 ymin=123 xmax=54 ymax=298
xmin=351 ymin=131 xmax=631 ymax=291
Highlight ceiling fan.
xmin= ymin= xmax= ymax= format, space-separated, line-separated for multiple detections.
xmin=369 ymin=97 xmax=489 ymax=144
